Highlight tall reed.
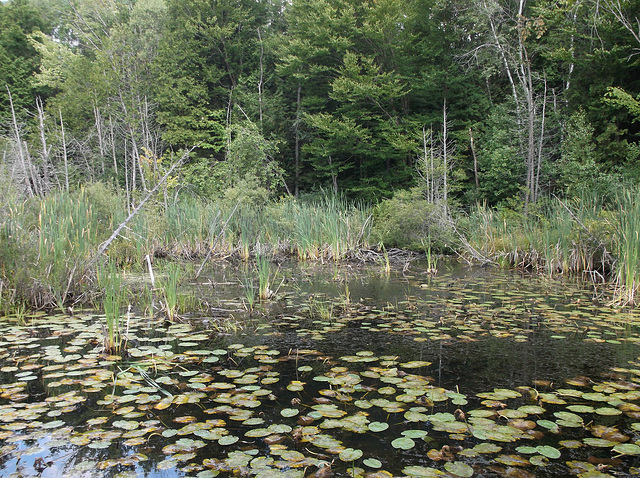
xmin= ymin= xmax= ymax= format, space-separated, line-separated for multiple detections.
xmin=614 ymin=190 xmax=640 ymax=305
xmin=98 ymin=260 xmax=125 ymax=355
xmin=256 ymin=250 xmax=278 ymax=300
xmin=159 ymin=262 xmax=182 ymax=320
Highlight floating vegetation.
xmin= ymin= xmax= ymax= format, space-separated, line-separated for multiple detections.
xmin=0 ymin=265 xmax=640 ymax=477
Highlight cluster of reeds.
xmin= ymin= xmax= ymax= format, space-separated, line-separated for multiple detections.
xmin=97 ymin=260 xmax=127 ymax=355
xmin=159 ymin=262 xmax=182 ymax=321
xmin=613 ymin=190 xmax=640 ymax=305
xmin=463 ymin=193 xmax=613 ymax=282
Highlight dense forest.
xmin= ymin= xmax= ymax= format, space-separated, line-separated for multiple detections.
xmin=1 ymin=0 xmax=639 ymax=205
xmin=3 ymin=0 xmax=640 ymax=312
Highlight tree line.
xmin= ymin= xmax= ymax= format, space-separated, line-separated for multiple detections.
xmin=1 ymin=0 xmax=639 ymax=206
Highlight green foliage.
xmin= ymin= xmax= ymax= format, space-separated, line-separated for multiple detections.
xmin=372 ymin=188 xmax=454 ymax=252
xmin=474 ymin=105 xmax=525 ymax=206
xmin=159 ymin=262 xmax=181 ymax=321
xmin=557 ymin=110 xmax=600 ymax=196
xmin=0 ymin=0 xmax=49 ymax=117
xmin=223 ymin=175 xmax=271 ymax=210
xmin=606 ymin=87 xmax=640 ymax=121
xmin=614 ymin=190 xmax=640 ymax=305
xmin=225 ymin=121 xmax=283 ymax=191
xmin=98 ymin=259 xmax=125 ymax=355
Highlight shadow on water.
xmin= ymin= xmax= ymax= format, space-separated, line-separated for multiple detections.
xmin=0 ymin=261 xmax=640 ymax=477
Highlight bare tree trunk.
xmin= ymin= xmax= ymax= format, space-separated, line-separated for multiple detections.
xmin=328 ymin=155 xmax=338 ymax=195
xmin=36 ymin=96 xmax=52 ymax=191
xmin=124 ymin=138 xmax=131 ymax=212
xmin=535 ymin=74 xmax=548 ymax=202
xmin=7 ymin=86 xmax=33 ymax=197
xmin=422 ymin=125 xmax=430 ymax=201
xmin=257 ymin=27 xmax=264 ymax=130
xmin=294 ymin=84 xmax=302 ymax=199
xmin=89 ymin=148 xmax=193 ymax=267
xmin=24 ymin=145 xmax=41 ymax=196
xmin=59 ymin=109 xmax=70 ymax=192
xmin=469 ymin=127 xmax=479 ymax=190
xmin=109 ymin=115 xmax=118 ymax=177
xmin=94 ymin=105 xmax=106 ymax=174
xmin=442 ymin=98 xmax=448 ymax=217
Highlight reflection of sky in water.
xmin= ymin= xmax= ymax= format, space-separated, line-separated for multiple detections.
xmin=1 ymin=262 xmax=640 ymax=476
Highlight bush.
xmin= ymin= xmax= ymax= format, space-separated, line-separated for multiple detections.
xmin=372 ymin=188 xmax=454 ymax=252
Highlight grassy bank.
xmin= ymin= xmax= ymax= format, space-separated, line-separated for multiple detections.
xmin=1 ymin=182 xmax=639 ymax=314
xmin=0 ymin=182 xmax=373 ymax=313
xmin=461 ymin=192 xmax=639 ymax=305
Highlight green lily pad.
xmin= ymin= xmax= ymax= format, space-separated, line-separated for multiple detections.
xmin=368 ymin=422 xmax=389 ymax=432
xmin=339 ymin=448 xmax=363 ymax=462
xmin=392 ymin=437 xmax=416 ymax=450
xmin=402 ymin=465 xmax=447 ymax=477
xmin=281 ymin=408 xmax=299 ymax=418
xmin=363 ymin=458 xmax=382 ymax=468
xmin=402 ymin=429 xmax=428 ymax=439
xmin=613 ymin=443 xmax=640 ymax=455
xmin=536 ymin=445 xmax=561 ymax=459
xmin=218 ymin=435 xmax=239 ymax=445
xmin=444 ymin=461 xmax=474 ymax=477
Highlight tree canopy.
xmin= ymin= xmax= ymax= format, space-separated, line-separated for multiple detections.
xmin=1 ymin=0 xmax=639 ymax=204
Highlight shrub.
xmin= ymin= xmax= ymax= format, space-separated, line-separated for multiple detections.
xmin=372 ymin=188 xmax=454 ymax=252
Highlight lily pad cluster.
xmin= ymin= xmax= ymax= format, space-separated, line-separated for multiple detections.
xmin=0 ymin=265 xmax=639 ymax=477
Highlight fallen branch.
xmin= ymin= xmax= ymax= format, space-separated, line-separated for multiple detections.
xmin=87 ymin=147 xmax=194 ymax=268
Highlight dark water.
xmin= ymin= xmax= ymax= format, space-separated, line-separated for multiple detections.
xmin=1 ymin=262 xmax=639 ymax=477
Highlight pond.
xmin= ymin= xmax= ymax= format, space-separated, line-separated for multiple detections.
xmin=1 ymin=262 xmax=640 ymax=477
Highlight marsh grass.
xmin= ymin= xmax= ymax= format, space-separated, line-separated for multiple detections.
xmin=159 ymin=262 xmax=182 ymax=320
xmin=613 ymin=190 xmax=640 ymax=305
xmin=464 ymin=195 xmax=612 ymax=280
xmin=256 ymin=250 xmax=280 ymax=300
xmin=422 ymin=237 xmax=438 ymax=274
xmin=240 ymin=272 xmax=257 ymax=311
xmin=98 ymin=260 xmax=125 ymax=355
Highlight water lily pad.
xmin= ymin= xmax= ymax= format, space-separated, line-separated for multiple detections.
xmin=339 ymin=448 xmax=363 ymax=461
xmin=444 ymin=461 xmax=474 ymax=477
xmin=400 ymin=361 xmax=432 ymax=369
xmin=391 ymin=437 xmax=415 ymax=450
xmin=529 ymin=455 xmax=550 ymax=467
xmin=402 ymin=465 xmax=447 ymax=476
xmin=473 ymin=443 xmax=502 ymax=454
xmin=536 ymin=420 xmax=559 ymax=433
xmin=363 ymin=458 xmax=382 ymax=469
xmin=536 ymin=445 xmax=561 ymax=459
xmin=612 ymin=443 xmax=640 ymax=455
xmin=218 ymin=435 xmax=239 ymax=445
xmin=402 ymin=429 xmax=428 ymax=439
xmin=368 ymin=422 xmax=389 ymax=432
xmin=566 ymin=405 xmax=594 ymax=414
xmin=281 ymin=408 xmax=299 ymax=418
xmin=582 ymin=438 xmax=617 ymax=447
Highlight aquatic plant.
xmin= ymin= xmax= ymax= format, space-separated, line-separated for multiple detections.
xmin=422 ymin=236 xmax=438 ymax=274
xmin=614 ymin=190 xmax=640 ymax=305
xmin=379 ymin=243 xmax=391 ymax=274
xmin=159 ymin=262 xmax=182 ymax=320
xmin=256 ymin=250 xmax=281 ymax=300
xmin=0 ymin=266 xmax=639 ymax=476
xmin=463 ymin=195 xmax=612 ymax=279
xmin=240 ymin=272 xmax=257 ymax=311
xmin=98 ymin=260 xmax=125 ymax=355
